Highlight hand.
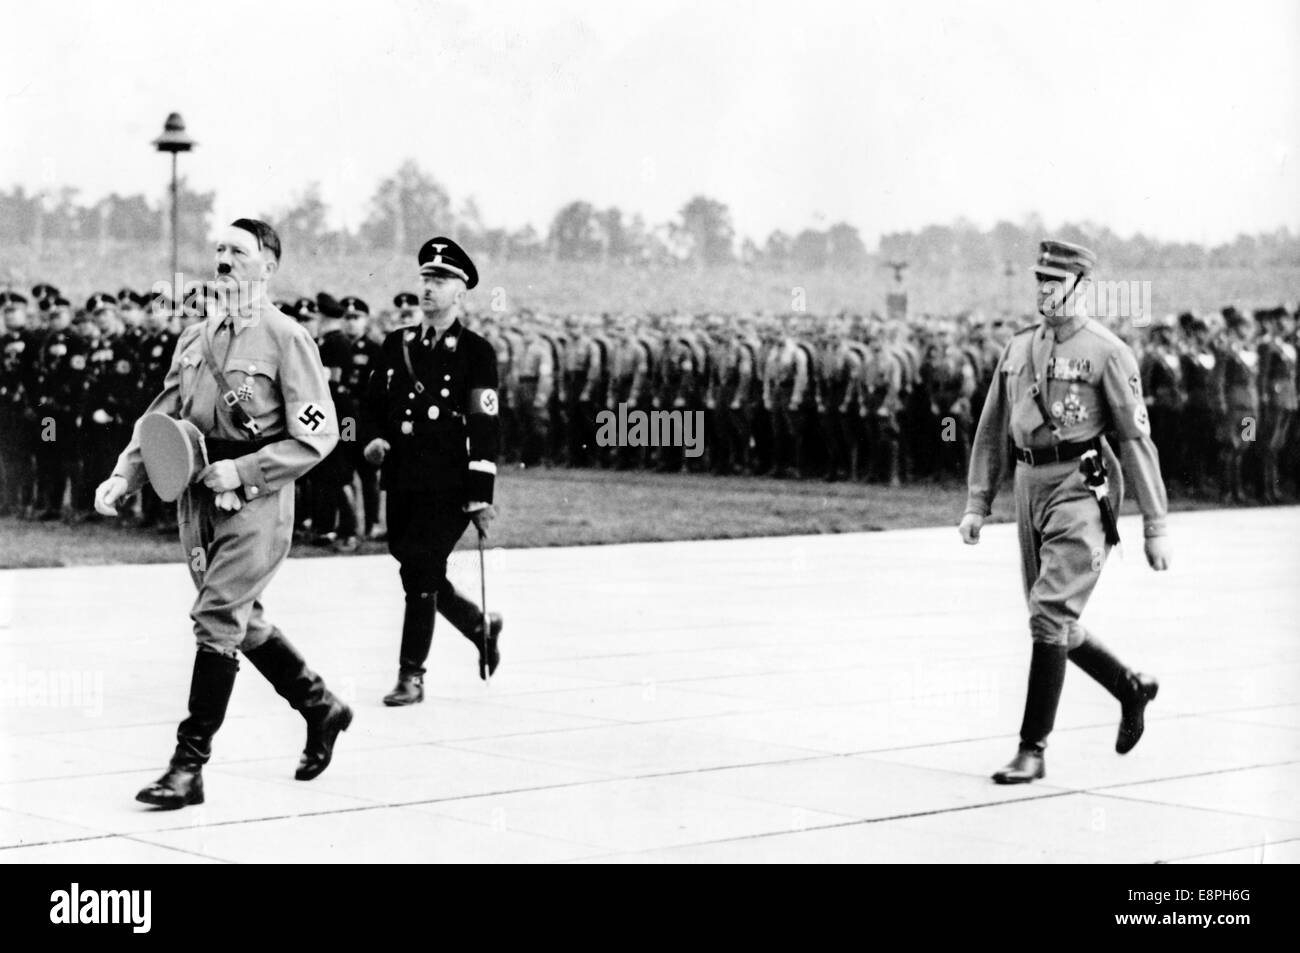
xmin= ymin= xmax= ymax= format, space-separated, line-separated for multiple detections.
xmin=214 ymin=490 xmax=243 ymax=512
xmin=465 ymin=503 xmax=496 ymax=537
xmin=958 ymin=512 xmax=984 ymax=545
xmin=199 ymin=459 xmax=241 ymax=492
xmin=94 ymin=476 xmax=128 ymax=517
xmin=363 ymin=438 xmax=391 ymax=466
xmin=1144 ymin=535 xmax=1171 ymax=571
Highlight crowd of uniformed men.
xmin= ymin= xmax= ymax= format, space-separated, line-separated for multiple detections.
xmin=2 ymin=283 xmax=1297 ymax=546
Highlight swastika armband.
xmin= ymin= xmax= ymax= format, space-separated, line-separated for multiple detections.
xmin=470 ymin=388 xmax=499 ymax=416
xmin=291 ymin=401 xmax=330 ymax=436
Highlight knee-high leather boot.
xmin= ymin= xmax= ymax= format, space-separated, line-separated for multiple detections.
xmin=439 ymin=585 xmax=503 ymax=682
xmin=136 ymin=649 xmax=238 ymax=809
xmin=1069 ymin=633 xmax=1159 ymax=754
xmin=993 ymin=642 xmax=1068 ymax=784
xmin=244 ymin=630 xmax=352 ymax=780
xmin=384 ymin=591 xmax=436 ymax=706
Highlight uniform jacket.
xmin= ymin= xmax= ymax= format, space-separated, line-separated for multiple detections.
xmin=112 ymin=298 xmax=339 ymax=499
xmin=362 ymin=318 xmax=499 ymax=503
xmin=965 ymin=316 xmax=1168 ymax=538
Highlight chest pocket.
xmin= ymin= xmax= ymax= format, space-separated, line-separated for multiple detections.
xmin=178 ymin=347 xmax=206 ymax=395
xmin=222 ymin=355 xmax=279 ymax=420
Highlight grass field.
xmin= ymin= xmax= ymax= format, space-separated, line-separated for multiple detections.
xmin=0 ymin=466 xmax=1237 ymax=569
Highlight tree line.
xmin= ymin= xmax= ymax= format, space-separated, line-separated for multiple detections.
xmin=3 ymin=159 xmax=1297 ymax=272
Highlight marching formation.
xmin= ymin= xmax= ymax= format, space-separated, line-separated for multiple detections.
xmin=2 ymin=285 xmax=1298 ymax=537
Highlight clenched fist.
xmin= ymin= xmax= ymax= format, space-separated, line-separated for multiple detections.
xmin=364 ymin=438 xmax=391 ymax=466
xmin=199 ymin=459 xmax=241 ymax=492
xmin=94 ymin=476 xmax=128 ymax=517
xmin=1144 ymin=535 xmax=1172 ymax=571
xmin=958 ymin=512 xmax=984 ymax=545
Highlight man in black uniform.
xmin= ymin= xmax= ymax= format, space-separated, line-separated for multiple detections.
xmin=81 ymin=296 xmax=139 ymax=522
xmin=363 ymin=237 xmax=503 ymax=705
xmin=136 ymin=294 xmax=179 ymax=528
xmin=342 ymin=299 xmax=383 ymax=537
xmin=312 ymin=296 xmax=363 ymax=552
xmin=0 ymin=293 xmax=36 ymax=516
xmin=32 ymin=296 xmax=90 ymax=520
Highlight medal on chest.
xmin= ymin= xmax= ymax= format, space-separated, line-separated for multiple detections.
xmin=1051 ymin=385 xmax=1089 ymax=426
xmin=235 ymin=377 xmax=255 ymax=402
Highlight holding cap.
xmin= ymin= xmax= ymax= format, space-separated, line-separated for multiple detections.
xmin=418 ymin=236 xmax=478 ymax=289
xmin=1034 ymin=240 xmax=1097 ymax=281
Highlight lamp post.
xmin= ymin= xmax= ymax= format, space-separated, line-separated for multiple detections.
xmin=152 ymin=112 xmax=195 ymax=283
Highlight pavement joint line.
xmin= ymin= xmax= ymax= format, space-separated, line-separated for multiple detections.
xmin=1155 ymin=835 xmax=1300 ymax=865
xmin=1082 ymin=757 xmax=1300 ymax=794
xmin=118 ymin=833 xmax=232 ymax=864
xmin=593 ymin=788 xmax=1084 ymax=859
xmin=1081 ymin=788 xmax=1300 ymax=827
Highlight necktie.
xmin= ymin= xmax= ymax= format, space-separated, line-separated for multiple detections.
xmin=210 ymin=317 xmax=232 ymax=430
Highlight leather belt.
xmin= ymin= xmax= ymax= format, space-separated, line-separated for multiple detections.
xmin=1012 ymin=436 xmax=1101 ymax=467
xmin=206 ymin=436 xmax=276 ymax=461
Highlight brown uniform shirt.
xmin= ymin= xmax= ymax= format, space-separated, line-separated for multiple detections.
xmin=113 ymin=298 xmax=339 ymax=498
xmin=965 ymin=315 xmax=1168 ymax=538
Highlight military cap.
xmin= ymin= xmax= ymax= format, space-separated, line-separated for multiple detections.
xmin=0 ymin=292 xmax=29 ymax=309
xmin=1034 ymin=240 xmax=1097 ymax=280
xmin=31 ymin=284 xmax=59 ymax=301
xmin=339 ymin=296 xmax=370 ymax=315
xmin=86 ymin=293 xmax=118 ymax=314
xmin=287 ymin=297 xmax=318 ymax=320
xmin=50 ymin=295 xmax=71 ymax=309
xmin=117 ymin=288 xmax=138 ymax=305
xmin=315 ymin=293 xmax=343 ymax=319
xmin=418 ymin=236 xmax=478 ymax=289
xmin=1222 ymin=306 xmax=1248 ymax=328
xmin=393 ymin=291 xmax=419 ymax=309
xmin=139 ymin=413 xmax=208 ymax=502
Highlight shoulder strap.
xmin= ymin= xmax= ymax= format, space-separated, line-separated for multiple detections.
xmin=197 ymin=325 xmax=262 ymax=436
xmin=399 ymin=334 xmax=426 ymax=394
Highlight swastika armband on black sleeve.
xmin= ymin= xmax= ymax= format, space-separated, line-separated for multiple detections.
xmin=469 ymin=387 xmax=499 ymax=416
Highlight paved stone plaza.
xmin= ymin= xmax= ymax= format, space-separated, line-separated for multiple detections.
xmin=1 ymin=507 xmax=1296 ymax=863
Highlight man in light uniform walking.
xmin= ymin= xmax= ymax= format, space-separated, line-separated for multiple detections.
xmin=959 ymin=240 xmax=1171 ymax=784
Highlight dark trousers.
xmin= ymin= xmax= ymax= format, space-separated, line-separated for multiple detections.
xmin=0 ymin=410 xmax=35 ymax=511
xmin=310 ymin=446 xmax=358 ymax=538
xmin=35 ymin=411 xmax=78 ymax=514
xmin=350 ymin=444 xmax=380 ymax=534
xmin=386 ymin=490 xmax=483 ymax=674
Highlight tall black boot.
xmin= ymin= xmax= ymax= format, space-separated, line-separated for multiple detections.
xmin=993 ymin=642 xmax=1068 ymax=784
xmin=244 ymin=630 xmax=352 ymax=781
xmin=1069 ymin=633 xmax=1159 ymax=754
xmin=137 ymin=650 xmax=239 ymax=809
xmin=384 ymin=592 xmax=436 ymax=706
xmin=439 ymin=585 xmax=503 ymax=681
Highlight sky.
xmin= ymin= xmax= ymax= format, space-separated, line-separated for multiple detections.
xmin=2 ymin=0 xmax=1297 ymax=246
